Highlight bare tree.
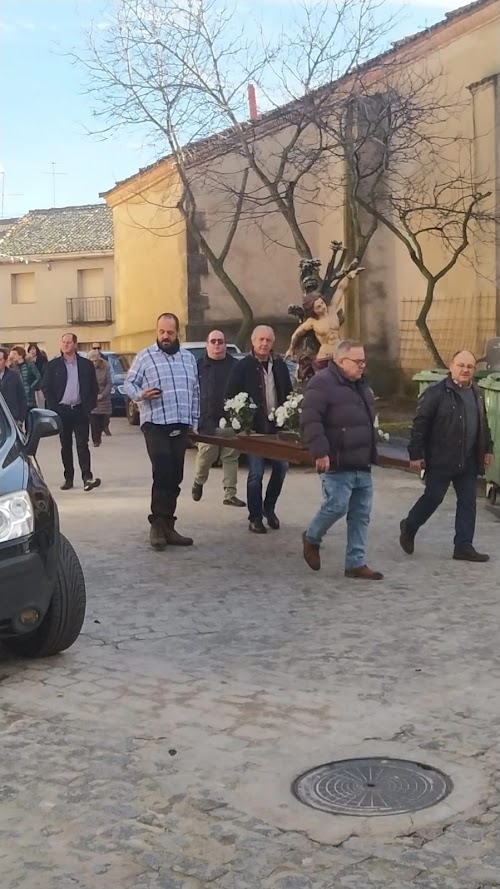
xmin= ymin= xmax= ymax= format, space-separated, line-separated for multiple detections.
xmin=76 ymin=0 xmax=398 ymax=344
xmin=339 ymin=71 xmax=496 ymax=364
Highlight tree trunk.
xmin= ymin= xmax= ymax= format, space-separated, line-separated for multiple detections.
xmin=415 ymin=279 xmax=446 ymax=367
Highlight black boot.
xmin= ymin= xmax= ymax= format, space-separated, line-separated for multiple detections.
xmin=399 ymin=519 xmax=415 ymax=555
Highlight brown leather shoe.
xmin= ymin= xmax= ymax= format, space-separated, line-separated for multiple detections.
xmin=302 ymin=532 xmax=320 ymax=571
xmin=164 ymin=519 xmax=193 ymax=546
xmin=150 ymin=519 xmax=167 ymax=551
xmin=345 ymin=565 xmax=384 ymax=580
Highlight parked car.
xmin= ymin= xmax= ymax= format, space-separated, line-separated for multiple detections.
xmin=125 ymin=342 xmax=243 ymax=426
xmin=0 ymin=397 xmax=86 ymax=658
xmin=79 ymin=351 xmax=136 ymax=416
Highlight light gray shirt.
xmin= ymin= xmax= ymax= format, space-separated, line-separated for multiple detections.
xmin=60 ymin=357 xmax=81 ymax=406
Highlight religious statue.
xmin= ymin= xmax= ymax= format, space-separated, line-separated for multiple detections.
xmin=285 ymin=243 xmax=364 ymax=364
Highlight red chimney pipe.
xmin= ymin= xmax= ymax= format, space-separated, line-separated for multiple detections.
xmin=248 ymin=84 xmax=258 ymax=120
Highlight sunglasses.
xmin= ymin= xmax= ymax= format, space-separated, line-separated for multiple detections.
xmin=209 ymin=338 xmax=224 ymax=345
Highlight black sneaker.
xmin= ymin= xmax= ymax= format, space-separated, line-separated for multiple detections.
xmin=60 ymin=480 xmax=74 ymax=491
xmin=223 ymin=496 xmax=246 ymax=507
xmin=453 ymin=546 xmax=489 ymax=562
xmin=399 ymin=519 xmax=415 ymax=555
xmin=249 ymin=519 xmax=267 ymax=534
xmin=264 ymin=510 xmax=280 ymax=530
xmin=192 ymin=483 xmax=203 ymax=502
xmin=84 ymin=478 xmax=101 ymax=492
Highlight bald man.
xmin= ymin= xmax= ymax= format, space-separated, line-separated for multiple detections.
xmin=400 ymin=349 xmax=493 ymax=562
xmin=225 ymin=325 xmax=292 ymax=533
xmin=192 ymin=330 xmax=245 ymax=507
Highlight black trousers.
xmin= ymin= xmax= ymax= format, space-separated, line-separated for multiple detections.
xmin=142 ymin=423 xmax=188 ymax=522
xmin=406 ymin=456 xmax=478 ymax=549
xmin=90 ymin=414 xmax=110 ymax=445
xmin=58 ymin=405 xmax=92 ymax=483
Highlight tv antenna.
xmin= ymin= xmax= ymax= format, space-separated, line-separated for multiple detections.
xmin=0 ymin=171 xmax=23 ymax=218
xmin=42 ymin=161 xmax=67 ymax=207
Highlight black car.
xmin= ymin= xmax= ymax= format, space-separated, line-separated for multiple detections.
xmin=0 ymin=397 xmax=86 ymax=658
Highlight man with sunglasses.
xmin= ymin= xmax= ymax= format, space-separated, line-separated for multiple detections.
xmin=192 ymin=331 xmax=245 ymax=507
xmin=301 ymin=339 xmax=383 ymax=580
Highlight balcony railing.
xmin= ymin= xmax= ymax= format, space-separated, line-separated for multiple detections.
xmin=66 ymin=296 xmax=113 ymax=324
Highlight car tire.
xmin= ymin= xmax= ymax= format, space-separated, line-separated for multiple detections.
xmin=4 ymin=535 xmax=86 ymax=658
xmin=126 ymin=399 xmax=139 ymax=426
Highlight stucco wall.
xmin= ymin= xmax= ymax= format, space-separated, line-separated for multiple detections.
xmin=0 ymin=254 xmax=114 ymax=357
xmin=107 ymin=172 xmax=188 ymax=353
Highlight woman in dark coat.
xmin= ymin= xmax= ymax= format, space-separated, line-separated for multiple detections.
xmin=88 ymin=350 xmax=112 ymax=446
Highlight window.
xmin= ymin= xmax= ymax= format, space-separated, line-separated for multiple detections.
xmin=11 ymin=272 xmax=36 ymax=304
xmin=77 ymin=268 xmax=105 ymax=298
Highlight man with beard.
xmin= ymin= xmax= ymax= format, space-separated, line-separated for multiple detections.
xmin=124 ymin=313 xmax=200 ymax=551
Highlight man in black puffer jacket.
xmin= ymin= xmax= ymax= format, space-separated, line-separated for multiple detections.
xmin=400 ymin=349 xmax=493 ymax=562
xmin=301 ymin=339 xmax=383 ymax=580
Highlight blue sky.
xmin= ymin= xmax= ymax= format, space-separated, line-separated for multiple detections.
xmin=1 ymin=0 xmax=469 ymax=218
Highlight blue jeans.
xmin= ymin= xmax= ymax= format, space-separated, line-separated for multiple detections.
xmin=306 ymin=470 xmax=373 ymax=570
xmin=247 ymin=455 xmax=289 ymax=521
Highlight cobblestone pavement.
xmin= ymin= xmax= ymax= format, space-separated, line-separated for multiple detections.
xmin=2 ymin=419 xmax=500 ymax=888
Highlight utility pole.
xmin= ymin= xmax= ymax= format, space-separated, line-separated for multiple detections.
xmin=42 ymin=161 xmax=67 ymax=207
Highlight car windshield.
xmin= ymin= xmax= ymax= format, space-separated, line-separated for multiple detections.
xmin=108 ymin=353 xmax=134 ymax=375
xmin=185 ymin=345 xmax=239 ymax=362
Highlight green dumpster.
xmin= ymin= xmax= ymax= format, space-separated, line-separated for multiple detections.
xmin=479 ymin=372 xmax=500 ymax=500
xmin=413 ymin=368 xmax=489 ymax=398
xmin=412 ymin=369 xmax=448 ymax=397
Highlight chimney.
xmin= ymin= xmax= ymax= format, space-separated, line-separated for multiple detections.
xmin=247 ymin=84 xmax=258 ymax=120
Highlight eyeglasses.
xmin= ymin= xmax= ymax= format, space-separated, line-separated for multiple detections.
xmin=344 ymin=357 xmax=366 ymax=367
xmin=209 ymin=338 xmax=224 ymax=345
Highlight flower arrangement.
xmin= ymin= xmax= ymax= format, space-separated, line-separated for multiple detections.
xmin=219 ymin=392 xmax=257 ymax=432
xmin=268 ymin=393 xmax=304 ymax=432
xmin=374 ymin=414 xmax=390 ymax=442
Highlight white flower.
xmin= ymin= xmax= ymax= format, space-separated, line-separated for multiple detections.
xmin=384 ymin=432 xmax=390 ymax=441
xmin=219 ymin=417 xmax=227 ymax=429
xmin=374 ymin=415 xmax=380 ymax=429
xmin=231 ymin=418 xmax=241 ymax=431
xmin=268 ymin=411 xmax=275 ymax=421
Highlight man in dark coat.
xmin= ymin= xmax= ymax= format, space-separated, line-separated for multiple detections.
xmin=226 ymin=325 xmax=292 ymax=533
xmin=0 ymin=348 xmax=27 ymax=424
xmin=192 ymin=330 xmax=245 ymax=507
xmin=43 ymin=333 xmax=101 ymax=491
xmin=301 ymin=339 xmax=383 ymax=580
xmin=400 ymin=349 xmax=493 ymax=562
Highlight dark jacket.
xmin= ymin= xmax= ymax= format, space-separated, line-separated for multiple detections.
xmin=42 ymin=354 xmax=98 ymax=417
xmin=408 ymin=376 xmax=493 ymax=475
xmin=0 ymin=367 xmax=28 ymax=423
xmin=225 ymin=352 xmax=292 ymax=434
xmin=18 ymin=361 xmax=41 ymax=408
xmin=198 ymin=352 xmax=237 ymax=434
xmin=301 ymin=362 xmax=377 ymax=470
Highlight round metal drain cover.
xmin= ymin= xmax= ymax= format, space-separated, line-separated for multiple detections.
xmin=293 ymin=757 xmax=453 ymax=817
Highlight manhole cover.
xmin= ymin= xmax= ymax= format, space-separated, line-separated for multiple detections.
xmin=292 ymin=757 xmax=453 ymax=816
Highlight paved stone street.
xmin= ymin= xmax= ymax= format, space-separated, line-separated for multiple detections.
xmin=2 ymin=419 xmax=500 ymax=888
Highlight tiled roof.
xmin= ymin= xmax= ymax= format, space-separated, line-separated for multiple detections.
xmin=102 ymin=0 xmax=497 ymax=197
xmin=0 ymin=218 xmax=19 ymax=239
xmin=0 ymin=204 xmax=113 ymax=258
